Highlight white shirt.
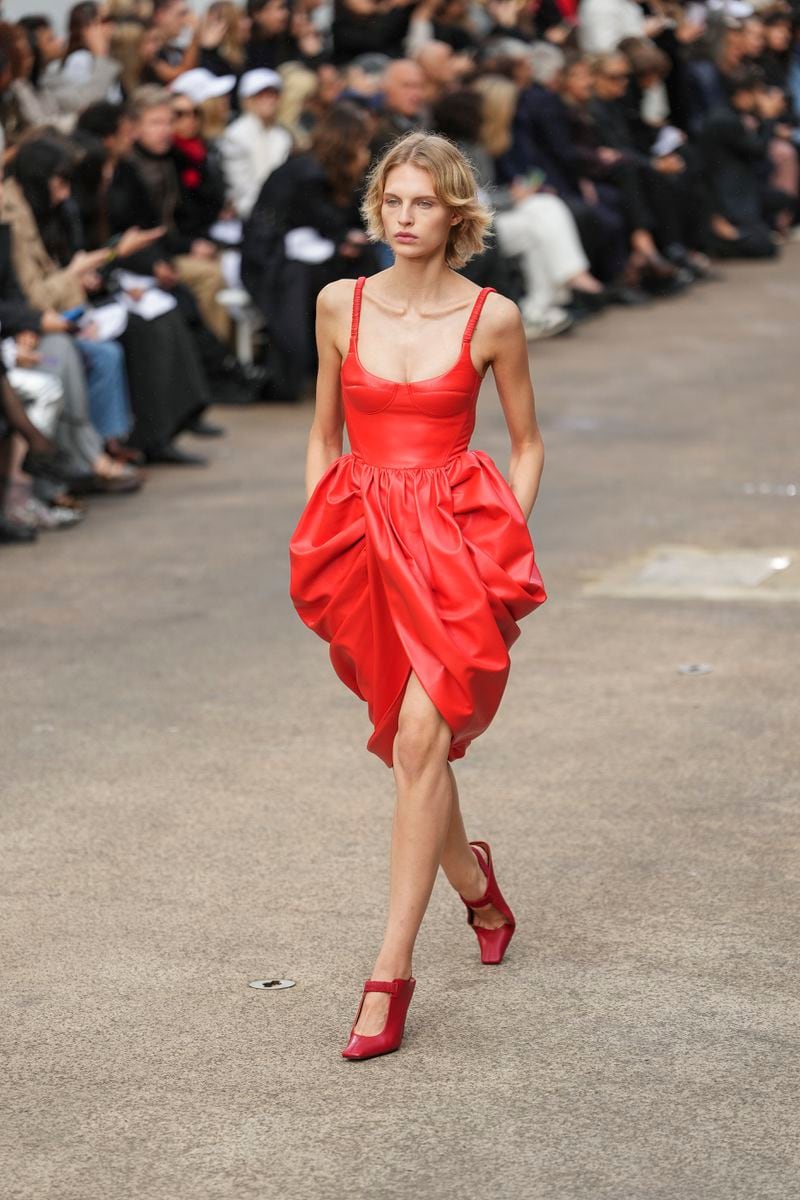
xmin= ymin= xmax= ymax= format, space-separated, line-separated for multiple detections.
xmin=219 ymin=113 xmax=293 ymax=220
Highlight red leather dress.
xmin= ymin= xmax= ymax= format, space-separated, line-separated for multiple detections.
xmin=289 ymin=277 xmax=546 ymax=768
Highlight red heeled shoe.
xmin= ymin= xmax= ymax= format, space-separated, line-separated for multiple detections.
xmin=458 ymin=840 xmax=516 ymax=965
xmin=341 ymin=977 xmax=416 ymax=1060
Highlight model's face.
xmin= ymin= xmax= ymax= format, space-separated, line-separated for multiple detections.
xmin=136 ymin=104 xmax=173 ymax=154
xmin=381 ymin=163 xmax=459 ymax=262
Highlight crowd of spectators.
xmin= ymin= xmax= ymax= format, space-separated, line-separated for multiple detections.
xmin=1 ymin=0 xmax=798 ymax=543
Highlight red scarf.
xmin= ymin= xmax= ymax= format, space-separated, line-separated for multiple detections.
xmin=173 ymin=135 xmax=207 ymax=191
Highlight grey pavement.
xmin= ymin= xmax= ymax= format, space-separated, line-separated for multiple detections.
xmin=3 ymin=251 xmax=800 ymax=1200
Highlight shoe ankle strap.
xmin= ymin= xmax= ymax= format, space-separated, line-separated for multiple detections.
xmin=363 ymin=979 xmax=406 ymax=996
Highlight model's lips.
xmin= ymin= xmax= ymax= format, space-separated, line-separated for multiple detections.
xmin=394 ymin=233 xmax=417 ymax=241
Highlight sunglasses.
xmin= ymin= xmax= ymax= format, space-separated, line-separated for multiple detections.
xmin=173 ymin=105 xmax=200 ymax=117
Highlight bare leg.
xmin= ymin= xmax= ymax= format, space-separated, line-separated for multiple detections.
xmin=353 ymin=675 xmax=510 ymax=1037
xmin=353 ymin=671 xmax=453 ymax=1036
xmin=439 ymin=765 xmax=508 ymax=931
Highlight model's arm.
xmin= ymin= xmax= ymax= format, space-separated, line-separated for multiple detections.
xmin=483 ymin=295 xmax=544 ymax=523
xmin=304 ymin=282 xmax=347 ymax=500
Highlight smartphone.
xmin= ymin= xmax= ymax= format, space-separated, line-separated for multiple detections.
xmin=61 ymin=306 xmax=86 ymax=322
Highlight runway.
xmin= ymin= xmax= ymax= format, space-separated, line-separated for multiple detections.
xmin=3 ymin=249 xmax=799 ymax=1200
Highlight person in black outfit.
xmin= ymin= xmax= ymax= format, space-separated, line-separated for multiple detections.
xmin=504 ymin=44 xmax=629 ymax=286
xmin=700 ymin=67 xmax=793 ymax=258
xmin=246 ymin=0 xmax=324 ymax=70
xmin=104 ymin=86 xmax=258 ymax=405
xmin=589 ymin=46 xmax=710 ymax=274
xmin=331 ymin=0 xmax=415 ymax=66
xmin=242 ymin=102 xmax=380 ymax=402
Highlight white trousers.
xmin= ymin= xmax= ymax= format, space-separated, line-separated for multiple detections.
xmin=9 ymin=367 xmax=64 ymax=438
xmin=494 ymin=194 xmax=589 ymax=322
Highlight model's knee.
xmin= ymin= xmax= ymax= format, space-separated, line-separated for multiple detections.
xmin=393 ymin=710 xmax=451 ymax=782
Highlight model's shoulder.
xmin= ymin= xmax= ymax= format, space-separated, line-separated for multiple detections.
xmin=317 ymin=277 xmax=359 ymax=318
xmin=481 ymin=290 xmax=523 ymax=336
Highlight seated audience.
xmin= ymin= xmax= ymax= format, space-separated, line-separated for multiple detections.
xmin=2 ymin=0 xmax=797 ymax=547
xmin=220 ymin=67 xmax=292 ymax=218
xmin=39 ymin=1 xmax=124 ymax=119
xmin=701 ymin=67 xmax=793 ymax=257
xmin=242 ymin=101 xmax=378 ymax=402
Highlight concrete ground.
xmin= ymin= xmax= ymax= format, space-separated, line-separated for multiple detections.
xmin=2 ymin=249 xmax=799 ymax=1200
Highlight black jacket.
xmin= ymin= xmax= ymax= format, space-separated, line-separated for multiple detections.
xmin=331 ymin=3 xmax=411 ymax=64
xmin=241 ymin=151 xmax=362 ymax=320
xmin=106 ymin=148 xmax=193 ymax=273
xmin=699 ymin=104 xmax=772 ymax=228
xmin=504 ymin=83 xmax=583 ymax=196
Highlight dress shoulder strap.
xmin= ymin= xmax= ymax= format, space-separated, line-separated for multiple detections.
xmin=350 ymin=276 xmax=367 ymax=345
xmin=462 ymin=287 xmax=496 ymax=344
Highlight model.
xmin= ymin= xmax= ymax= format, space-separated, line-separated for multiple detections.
xmin=288 ymin=132 xmax=546 ymax=1060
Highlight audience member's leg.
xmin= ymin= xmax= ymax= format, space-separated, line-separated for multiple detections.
xmin=173 ymin=256 xmax=232 ymax=344
xmin=77 ymin=340 xmax=133 ymax=445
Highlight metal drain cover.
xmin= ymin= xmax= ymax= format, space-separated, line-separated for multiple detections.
xmin=584 ymin=546 xmax=798 ymax=602
xmin=249 ymin=979 xmax=296 ymax=991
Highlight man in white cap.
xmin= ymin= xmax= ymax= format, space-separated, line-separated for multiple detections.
xmin=170 ymin=67 xmax=237 ymax=106
xmin=220 ymin=68 xmax=292 ymax=220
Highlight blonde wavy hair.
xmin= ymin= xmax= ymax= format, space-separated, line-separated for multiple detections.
xmin=361 ymin=132 xmax=493 ymax=269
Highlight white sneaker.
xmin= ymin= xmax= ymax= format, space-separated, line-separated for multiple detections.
xmin=523 ymin=309 xmax=574 ymax=340
xmin=10 ymin=497 xmax=84 ymax=530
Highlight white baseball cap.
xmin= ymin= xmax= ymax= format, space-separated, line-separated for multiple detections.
xmin=238 ymin=68 xmax=283 ymax=100
xmin=170 ymin=69 xmax=236 ymax=104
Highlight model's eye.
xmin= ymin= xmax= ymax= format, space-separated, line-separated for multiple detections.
xmin=384 ymin=197 xmax=400 ymax=206
xmin=417 ymin=200 xmax=433 ymax=208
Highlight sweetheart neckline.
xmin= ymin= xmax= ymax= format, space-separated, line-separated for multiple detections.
xmin=343 ymin=341 xmax=484 ymax=389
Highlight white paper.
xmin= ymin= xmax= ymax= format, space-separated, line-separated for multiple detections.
xmin=119 ymin=288 xmax=177 ymax=321
xmin=115 ymin=269 xmax=157 ymax=291
xmin=284 ymin=226 xmax=335 ymax=264
xmin=652 ymin=125 xmax=685 ymax=158
xmin=79 ymin=302 xmax=128 ymax=341
xmin=209 ymin=219 xmax=244 ymax=246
